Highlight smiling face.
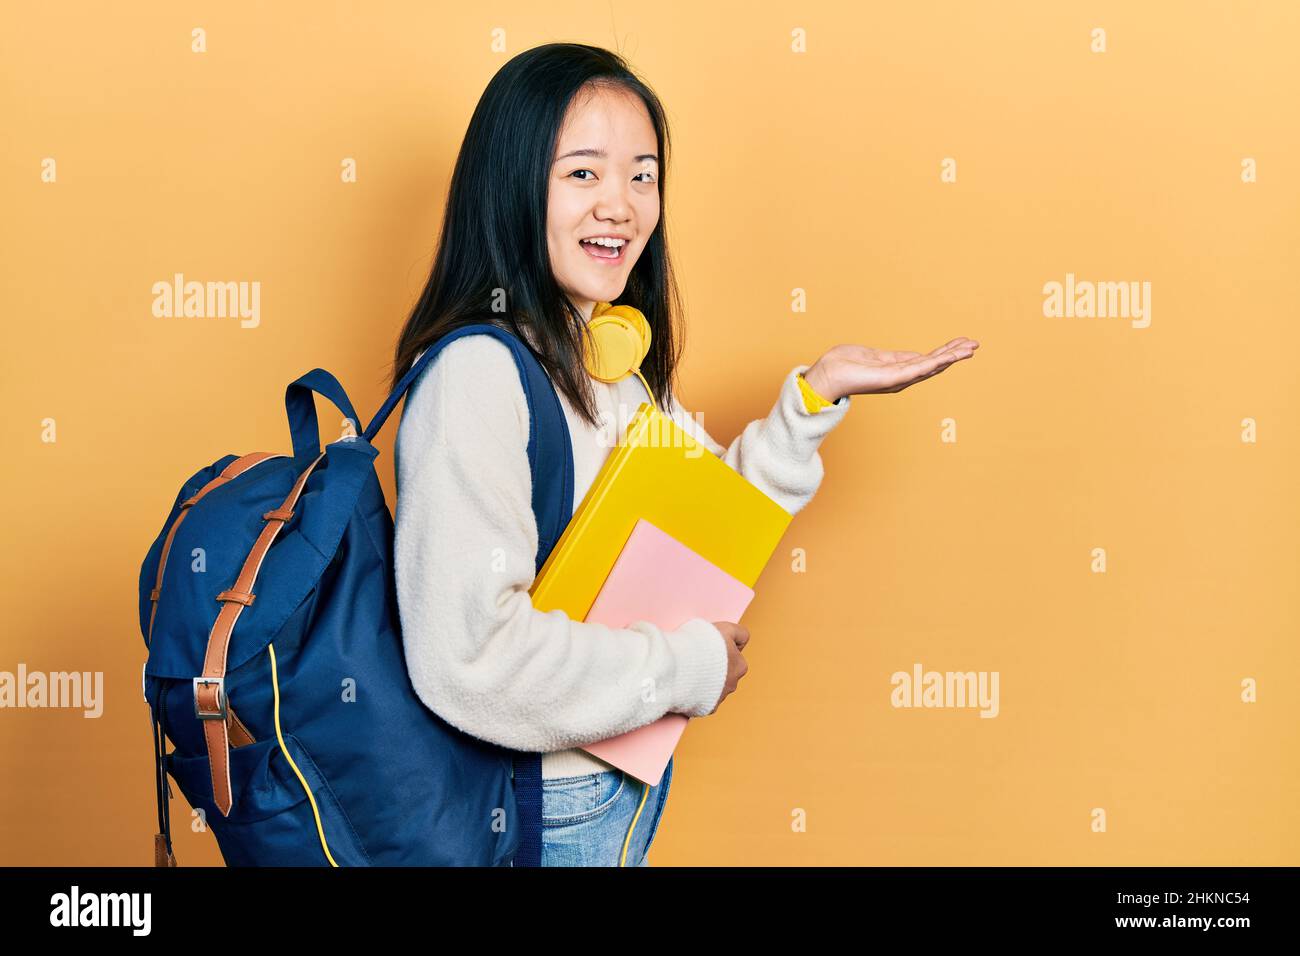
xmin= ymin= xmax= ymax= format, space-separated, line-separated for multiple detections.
xmin=547 ymin=82 xmax=661 ymax=323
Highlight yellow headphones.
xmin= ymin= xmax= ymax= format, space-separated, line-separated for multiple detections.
xmin=582 ymin=301 xmax=658 ymax=411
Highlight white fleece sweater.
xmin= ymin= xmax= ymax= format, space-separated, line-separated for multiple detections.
xmin=392 ymin=330 xmax=851 ymax=778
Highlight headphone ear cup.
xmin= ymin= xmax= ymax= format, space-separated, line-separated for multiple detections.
xmin=595 ymin=305 xmax=651 ymax=365
xmin=584 ymin=313 xmax=643 ymax=383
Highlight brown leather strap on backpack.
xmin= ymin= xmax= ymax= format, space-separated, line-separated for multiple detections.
xmin=196 ymin=452 xmax=328 ymax=817
xmin=147 ymin=452 xmax=282 ymax=750
xmin=149 ymin=453 xmax=283 ymax=867
xmin=147 ymin=452 xmax=283 ymax=645
xmin=154 ymin=832 xmax=177 ymax=867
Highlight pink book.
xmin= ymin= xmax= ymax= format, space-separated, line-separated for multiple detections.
xmin=581 ymin=518 xmax=755 ymax=785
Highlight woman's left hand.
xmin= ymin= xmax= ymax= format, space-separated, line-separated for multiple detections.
xmin=803 ymin=338 xmax=980 ymax=402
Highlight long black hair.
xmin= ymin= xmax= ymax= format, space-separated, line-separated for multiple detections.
xmin=389 ymin=42 xmax=683 ymax=428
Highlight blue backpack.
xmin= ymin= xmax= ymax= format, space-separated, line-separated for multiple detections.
xmin=138 ymin=323 xmax=574 ymax=866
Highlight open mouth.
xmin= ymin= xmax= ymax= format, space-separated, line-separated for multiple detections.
xmin=579 ymin=238 xmax=628 ymax=264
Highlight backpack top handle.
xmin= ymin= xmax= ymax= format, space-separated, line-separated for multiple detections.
xmin=284 ymin=369 xmax=363 ymax=460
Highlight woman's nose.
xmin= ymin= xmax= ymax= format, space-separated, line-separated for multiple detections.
xmin=593 ymin=179 xmax=633 ymax=221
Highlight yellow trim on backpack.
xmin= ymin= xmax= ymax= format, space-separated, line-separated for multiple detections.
xmin=268 ymin=643 xmax=339 ymax=867
xmin=619 ymin=781 xmax=652 ymax=867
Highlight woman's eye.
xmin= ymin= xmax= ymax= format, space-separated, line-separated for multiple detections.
xmin=635 ymin=172 xmax=656 ymax=184
xmin=570 ymin=169 xmax=595 ymax=181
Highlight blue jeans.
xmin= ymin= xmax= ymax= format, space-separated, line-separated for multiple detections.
xmin=540 ymin=756 xmax=674 ymax=866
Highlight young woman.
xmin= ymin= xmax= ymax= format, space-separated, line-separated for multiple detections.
xmin=388 ymin=43 xmax=978 ymax=867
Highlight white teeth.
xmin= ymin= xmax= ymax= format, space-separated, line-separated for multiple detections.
xmin=581 ymin=237 xmax=626 ymax=248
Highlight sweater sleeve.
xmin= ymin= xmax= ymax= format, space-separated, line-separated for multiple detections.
xmin=392 ymin=334 xmax=730 ymax=754
xmin=665 ymin=365 xmax=851 ymax=516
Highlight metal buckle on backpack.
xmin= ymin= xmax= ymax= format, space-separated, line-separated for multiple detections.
xmin=193 ymin=677 xmax=228 ymax=721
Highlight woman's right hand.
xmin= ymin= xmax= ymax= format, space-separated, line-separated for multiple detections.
xmin=707 ymin=621 xmax=750 ymax=713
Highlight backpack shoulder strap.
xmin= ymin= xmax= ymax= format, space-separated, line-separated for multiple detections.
xmin=365 ymin=324 xmax=574 ymax=868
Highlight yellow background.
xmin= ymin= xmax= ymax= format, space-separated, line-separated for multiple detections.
xmin=1 ymin=1 xmax=1297 ymax=865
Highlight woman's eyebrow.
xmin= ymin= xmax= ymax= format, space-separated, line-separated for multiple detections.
xmin=555 ymin=147 xmax=659 ymax=164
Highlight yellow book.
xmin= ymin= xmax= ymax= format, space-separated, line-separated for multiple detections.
xmin=529 ymin=401 xmax=793 ymax=620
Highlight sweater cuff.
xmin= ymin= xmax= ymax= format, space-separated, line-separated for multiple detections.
xmin=762 ymin=365 xmax=851 ymax=462
xmin=797 ymin=372 xmax=835 ymax=412
xmin=666 ymin=617 xmax=730 ymax=717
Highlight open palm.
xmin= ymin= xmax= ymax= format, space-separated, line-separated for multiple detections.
xmin=818 ymin=338 xmax=979 ymax=397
